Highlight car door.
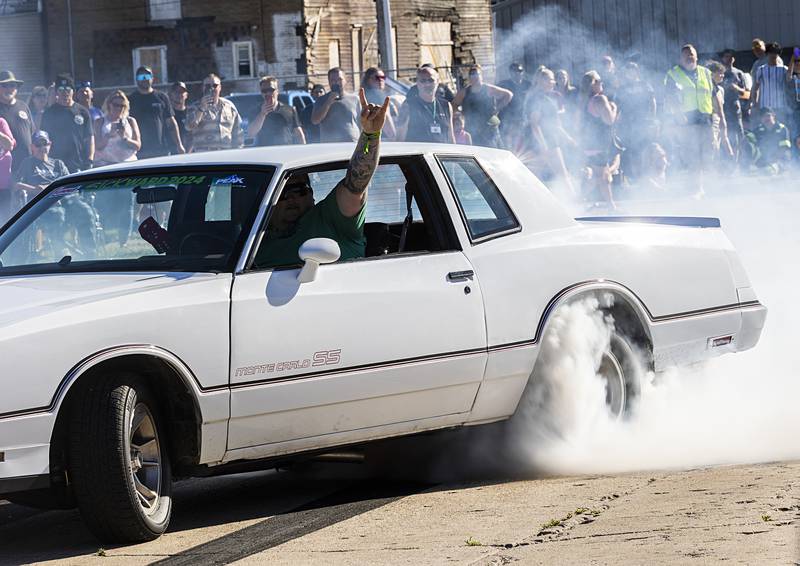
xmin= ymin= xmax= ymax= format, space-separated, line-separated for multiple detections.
xmin=226 ymin=159 xmax=487 ymax=455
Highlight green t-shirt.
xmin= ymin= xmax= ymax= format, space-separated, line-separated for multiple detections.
xmin=255 ymin=187 xmax=366 ymax=268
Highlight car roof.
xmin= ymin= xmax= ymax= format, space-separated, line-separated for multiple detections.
xmin=80 ymin=143 xmax=510 ymax=176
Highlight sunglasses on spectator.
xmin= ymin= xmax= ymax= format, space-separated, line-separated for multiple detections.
xmin=57 ymin=86 xmax=73 ymax=93
xmin=136 ymin=74 xmax=153 ymax=81
xmin=279 ymin=187 xmax=312 ymax=200
xmin=33 ymin=141 xmax=51 ymax=147
xmin=110 ymin=101 xmax=125 ymax=109
xmin=206 ymin=83 xmax=221 ymax=89
xmin=373 ymin=74 xmax=386 ymax=80
xmin=261 ymin=87 xmax=276 ymax=94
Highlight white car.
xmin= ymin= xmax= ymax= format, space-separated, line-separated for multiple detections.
xmin=0 ymin=144 xmax=766 ymax=542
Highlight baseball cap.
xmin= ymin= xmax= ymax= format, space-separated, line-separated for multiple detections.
xmin=0 ymin=70 xmax=23 ymax=87
xmin=170 ymin=81 xmax=188 ymax=92
xmin=55 ymin=74 xmax=75 ymax=90
xmin=32 ymin=131 xmax=51 ymax=145
xmin=509 ymin=62 xmax=524 ymax=73
xmin=77 ymin=80 xmax=92 ymax=89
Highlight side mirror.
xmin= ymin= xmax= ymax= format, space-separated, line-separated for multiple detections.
xmin=297 ymin=238 xmax=340 ymax=283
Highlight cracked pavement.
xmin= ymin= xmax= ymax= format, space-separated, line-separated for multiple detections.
xmin=3 ymin=460 xmax=794 ymax=565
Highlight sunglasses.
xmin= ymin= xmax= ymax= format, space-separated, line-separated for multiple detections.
xmin=261 ymin=88 xmax=276 ymax=94
xmin=0 ymin=83 xmax=18 ymax=89
xmin=374 ymin=75 xmax=386 ymax=80
xmin=136 ymin=74 xmax=154 ymax=81
xmin=57 ymin=86 xmax=73 ymax=93
xmin=206 ymin=83 xmax=221 ymax=89
xmin=279 ymin=187 xmax=312 ymax=201
xmin=33 ymin=141 xmax=51 ymax=147
xmin=110 ymin=101 xmax=125 ymax=109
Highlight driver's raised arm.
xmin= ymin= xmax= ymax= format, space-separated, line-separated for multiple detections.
xmin=335 ymin=89 xmax=390 ymax=218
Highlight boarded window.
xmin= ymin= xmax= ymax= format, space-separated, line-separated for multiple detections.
xmin=328 ymin=39 xmax=340 ymax=70
xmin=148 ymin=0 xmax=181 ymax=21
xmin=351 ymin=27 xmax=363 ymax=78
xmin=419 ymin=22 xmax=453 ymax=69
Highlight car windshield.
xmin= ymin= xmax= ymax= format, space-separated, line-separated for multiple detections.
xmin=0 ymin=168 xmax=273 ymax=275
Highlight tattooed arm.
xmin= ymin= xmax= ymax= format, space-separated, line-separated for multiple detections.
xmin=335 ymin=88 xmax=390 ymax=218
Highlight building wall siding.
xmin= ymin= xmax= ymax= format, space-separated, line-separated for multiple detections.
xmin=0 ymin=12 xmax=47 ymax=88
xmin=492 ymin=0 xmax=800 ymax=81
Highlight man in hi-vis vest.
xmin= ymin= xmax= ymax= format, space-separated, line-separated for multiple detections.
xmin=664 ymin=44 xmax=714 ymax=175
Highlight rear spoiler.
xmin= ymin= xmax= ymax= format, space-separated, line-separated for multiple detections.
xmin=575 ymin=216 xmax=721 ymax=228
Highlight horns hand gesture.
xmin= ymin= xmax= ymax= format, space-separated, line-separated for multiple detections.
xmin=359 ymin=88 xmax=390 ymax=134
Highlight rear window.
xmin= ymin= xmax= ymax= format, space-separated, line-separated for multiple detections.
xmin=439 ymin=157 xmax=518 ymax=240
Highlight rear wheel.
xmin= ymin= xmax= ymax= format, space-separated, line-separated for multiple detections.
xmin=599 ymin=333 xmax=642 ymax=418
xmin=69 ymin=374 xmax=172 ymax=543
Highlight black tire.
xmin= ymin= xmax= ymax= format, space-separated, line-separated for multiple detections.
xmin=69 ymin=374 xmax=172 ymax=543
xmin=600 ymin=333 xmax=643 ymax=418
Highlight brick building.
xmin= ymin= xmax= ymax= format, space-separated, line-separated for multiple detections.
xmin=35 ymin=0 xmax=493 ymax=94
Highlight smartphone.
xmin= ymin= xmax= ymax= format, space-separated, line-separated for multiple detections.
xmin=203 ymin=84 xmax=214 ymax=95
xmin=794 ymin=47 xmax=800 ymax=58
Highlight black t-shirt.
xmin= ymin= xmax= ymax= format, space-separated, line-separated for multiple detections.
xmin=498 ymin=78 xmax=532 ymax=117
xmin=40 ymin=103 xmax=93 ymax=173
xmin=401 ymin=96 xmax=453 ymax=143
xmin=255 ymin=102 xmax=301 ymax=146
xmin=13 ymin=156 xmax=70 ymax=186
xmin=128 ymin=90 xmax=174 ymax=158
xmin=0 ymin=99 xmax=34 ymax=172
xmin=615 ymin=80 xmax=655 ymax=126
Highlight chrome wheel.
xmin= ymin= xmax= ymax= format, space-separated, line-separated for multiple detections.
xmin=128 ymin=403 xmax=162 ymax=516
xmin=599 ymin=349 xmax=626 ymax=418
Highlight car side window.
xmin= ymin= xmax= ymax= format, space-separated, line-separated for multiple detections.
xmin=439 ymin=157 xmax=519 ymax=241
xmin=251 ymin=159 xmax=456 ymax=270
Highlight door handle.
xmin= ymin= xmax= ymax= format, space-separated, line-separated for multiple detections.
xmin=447 ymin=270 xmax=474 ymax=282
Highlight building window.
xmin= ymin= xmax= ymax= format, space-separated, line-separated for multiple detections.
xmin=328 ymin=39 xmax=340 ymax=70
xmin=351 ymin=26 xmax=363 ymax=78
xmin=133 ymin=46 xmax=168 ymax=84
xmin=148 ymin=0 xmax=181 ymax=21
xmin=233 ymin=41 xmax=254 ymax=79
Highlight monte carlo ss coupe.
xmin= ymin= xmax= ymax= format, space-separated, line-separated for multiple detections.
xmin=0 ymin=143 xmax=766 ymax=542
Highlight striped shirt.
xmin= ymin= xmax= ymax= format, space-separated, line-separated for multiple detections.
xmin=755 ymin=64 xmax=789 ymax=109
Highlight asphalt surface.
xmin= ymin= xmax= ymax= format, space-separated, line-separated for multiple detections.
xmin=0 ymin=458 xmax=798 ymax=565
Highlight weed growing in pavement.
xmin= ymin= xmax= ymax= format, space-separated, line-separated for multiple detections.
xmin=465 ymin=536 xmax=483 ymax=546
xmin=96 ymin=548 xmax=107 ymax=556
xmin=574 ymin=507 xmax=590 ymax=515
xmin=541 ymin=518 xmax=562 ymax=529
xmin=761 ymin=514 xmax=772 ymax=522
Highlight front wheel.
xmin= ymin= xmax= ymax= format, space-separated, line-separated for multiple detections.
xmin=69 ymin=375 xmax=172 ymax=543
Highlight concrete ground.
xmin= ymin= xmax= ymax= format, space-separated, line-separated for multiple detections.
xmin=0 ymin=460 xmax=797 ymax=565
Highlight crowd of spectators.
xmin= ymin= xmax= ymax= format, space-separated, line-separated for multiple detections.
xmin=1 ymin=36 xmax=798 ymax=221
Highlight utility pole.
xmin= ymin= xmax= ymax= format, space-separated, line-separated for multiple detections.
xmin=375 ymin=0 xmax=396 ymax=79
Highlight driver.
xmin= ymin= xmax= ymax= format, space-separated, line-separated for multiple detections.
xmin=255 ymin=88 xmax=389 ymax=268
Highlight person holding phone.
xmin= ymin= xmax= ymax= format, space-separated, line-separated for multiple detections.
xmin=751 ymin=42 xmax=795 ymax=131
xmin=186 ymin=73 xmax=244 ymax=152
xmin=94 ymin=90 xmax=140 ymax=166
xmin=310 ymin=67 xmax=361 ymax=142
